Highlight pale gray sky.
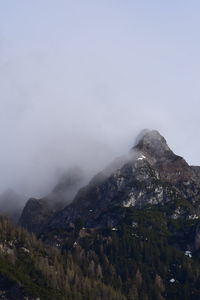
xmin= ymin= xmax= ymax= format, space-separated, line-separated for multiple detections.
xmin=0 ymin=1 xmax=200 ymax=196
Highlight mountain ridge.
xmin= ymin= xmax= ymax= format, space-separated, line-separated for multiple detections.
xmin=44 ymin=130 xmax=200 ymax=230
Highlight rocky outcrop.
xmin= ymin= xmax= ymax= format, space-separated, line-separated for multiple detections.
xmin=18 ymin=198 xmax=53 ymax=234
xmin=191 ymin=166 xmax=200 ymax=182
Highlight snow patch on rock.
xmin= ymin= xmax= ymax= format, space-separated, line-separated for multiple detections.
xmin=185 ymin=250 xmax=192 ymax=258
xmin=137 ymin=155 xmax=146 ymax=161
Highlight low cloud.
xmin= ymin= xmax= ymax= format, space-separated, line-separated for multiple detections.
xmin=0 ymin=1 xmax=200 ymax=203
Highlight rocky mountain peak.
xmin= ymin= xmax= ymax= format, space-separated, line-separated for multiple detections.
xmin=20 ymin=129 xmax=200 ymax=232
xmin=133 ymin=129 xmax=171 ymax=159
xmin=133 ymin=129 xmax=199 ymax=184
xmin=45 ymin=129 xmax=200 ymax=230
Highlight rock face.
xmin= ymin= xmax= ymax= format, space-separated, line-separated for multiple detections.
xmin=191 ymin=166 xmax=200 ymax=182
xmin=48 ymin=130 xmax=200 ymax=229
xmin=19 ymin=167 xmax=84 ymax=233
xmin=19 ymin=198 xmax=53 ymax=234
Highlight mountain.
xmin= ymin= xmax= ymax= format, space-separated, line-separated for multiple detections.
xmin=47 ymin=130 xmax=200 ymax=229
xmin=17 ymin=130 xmax=200 ymax=299
xmin=19 ymin=167 xmax=84 ymax=234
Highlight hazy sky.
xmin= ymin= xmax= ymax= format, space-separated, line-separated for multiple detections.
xmin=0 ymin=1 xmax=200 ymax=196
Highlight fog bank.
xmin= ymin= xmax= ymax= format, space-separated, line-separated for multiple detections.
xmin=0 ymin=1 xmax=200 ymax=199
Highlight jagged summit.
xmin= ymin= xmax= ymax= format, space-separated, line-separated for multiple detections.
xmin=133 ymin=129 xmax=171 ymax=159
xmin=133 ymin=129 xmax=199 ymax=184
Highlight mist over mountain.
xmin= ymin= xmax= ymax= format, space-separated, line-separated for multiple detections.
xmin=1 ymin=1 xmax=200 ymax=201
xmin=14 ymin=129 xmax=200 ymax=299
xmin=19 ymin=167 xmax=86 ymax=233
xmin=0 ymin=189 xmax=25 ymax=222
xmin=1 ymin=2 xmax=200 ymax=299
xmin=35 ymin=130 xmax=200 ymax=231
